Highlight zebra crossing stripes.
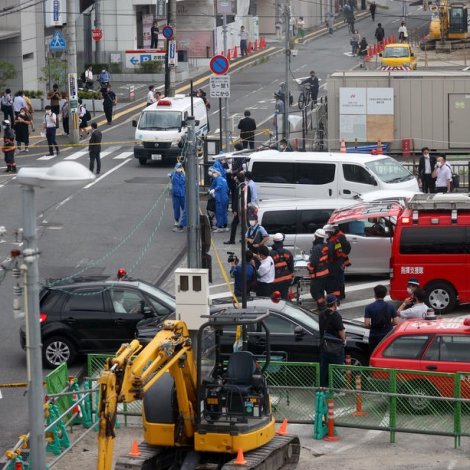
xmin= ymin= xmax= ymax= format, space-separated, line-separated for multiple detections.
xmin=112 ymin=151 xmax=133 ymax=160
xmin=64 ymin=151 xmax=87 ymax=160
xmin=37 ymin=146 xmax=134 ymax=162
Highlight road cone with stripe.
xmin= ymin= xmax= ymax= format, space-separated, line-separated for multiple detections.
xmin=376 ymin=138 xmax=383 ymax=155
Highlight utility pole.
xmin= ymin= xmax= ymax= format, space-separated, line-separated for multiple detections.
xmin=283 ymin=5 xmax=290 ymax=140
xmin=222 ymin=15 xmax=231 ymax=151
xmin=186 ymin=115 xmax=201 ymax=268
xmin=165 ymin=0 xmax=176 ymax=96
xmin=83 ymin=12 xmax=92 ymax=65
xmin=67 ymin=0 xmax=79 ymax=145
xmin=22 ymin=187 xmax=46 ymax=470
xmin=94 ymin=0 xmax=102 ymax=63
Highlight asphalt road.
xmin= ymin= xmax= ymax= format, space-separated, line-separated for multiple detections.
xmin=0 ymin=0 xmax=435 ymax=456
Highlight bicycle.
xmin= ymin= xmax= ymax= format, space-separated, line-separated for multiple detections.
xmin=297 ymin=84 xmax=311 ymax=110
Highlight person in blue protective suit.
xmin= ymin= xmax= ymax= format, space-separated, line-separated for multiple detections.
xmin=209 ymin=166 xmax=229 ymax=232
xmin=169 ymin=162 xmax=187 ymax=232
xmin=212 ymin=155 xmax=227 ymax=179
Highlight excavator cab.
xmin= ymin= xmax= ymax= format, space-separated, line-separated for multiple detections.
xmin=449 ymin=4 xmax=468 ymax=36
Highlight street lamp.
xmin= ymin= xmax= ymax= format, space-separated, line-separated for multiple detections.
xmin=16 ymin=161 xmax=95 ymax=470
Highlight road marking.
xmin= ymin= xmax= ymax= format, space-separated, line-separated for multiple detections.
xmin=37 ymin=154 xmax=56 ymax=160
xmin=113 ymin=151 xmax=133 ymax=160
xmin=100 ymin=146 xmax=121 ymax=159
xmin=64 ymin=150 xmax=87 ymax=160
xmin=83 ymin=158 xmax=131 ymax=189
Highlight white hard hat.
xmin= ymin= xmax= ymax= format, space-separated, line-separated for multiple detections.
xmin=314 ymin=228 xmax=326 ymax=239
xmin=323 ymin=224 xmax=337 ymax=233
xmin=273 ymin=233 xmax=284 ymax=242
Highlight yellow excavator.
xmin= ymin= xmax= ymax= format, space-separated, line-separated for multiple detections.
xmin=97 ymin=308 xmax=300 ymax=470
xmin=427 ymin=0 xmax=468 ymax=46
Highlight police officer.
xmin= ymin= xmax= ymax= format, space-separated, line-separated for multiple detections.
xmin=324 ymin=223 xmax=351 ymax=300
xmin=307 ymin=228 xmax=331 ymax=313
xmin=270 ymin=233 xmax=294 ymax=300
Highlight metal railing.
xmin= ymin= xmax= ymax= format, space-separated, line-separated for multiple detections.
xmin=402 ymin=162 xmax=470 ymax=191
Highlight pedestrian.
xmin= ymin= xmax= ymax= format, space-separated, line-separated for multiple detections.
xmin=273 ymin=93 xmax=285 ymax=137
xmin=209 ymin=166 xmax=229 ymax=232
xmin=324 ymin=223 xmax=351 ymax=300
xmin=270 ymin=233 xmax=294 ymax=299
xmin=397 ymin=288 xmax=429 ymax=319
xmin=14 ymin=107 xmax=31 ymax=152
xmin=301 ymin=70 xmax=320 ymax=104
xmin=230 ymin=250 xmax=256 ymax=297
xmin=78 ymin=99 xmax=90 ymax=139
xmin=307 ymin=228 xmax=331 ymax=313
xmin=254 ymin=245 xmax=275 ymax=297
xmin=290 ymin=15 xmax=297 ymax=37
xmin=278 ymin=138 xmax=293 ymax=152
xmin=401 ymin=277 xmax=420 ymax=310
xmin=398 ymin=22 xmax=408 ymax=42
xmin=418 ymin=146 xmax=436 ymax=193
xmin=319 ymin=294 xmax=346 ymax=387
xmin=275 ymin=18 xmax=282 ymax=41
xmin=364 ymin=284 xmax=398 ymax=354
xmin=246 ymin=214 xmax=269 ymax=254
xmin=43 ymin=105 xmax=60 ymax=156
xmin=358 ymin=37 xmax=368 ymax=68
xmin=48 ymin=84 xmax=62 ymax=129
xmin=351 ymin=29 xmax=360 ymax=55
xmin=326 ymin=12 xmax=334 ymax=35
xmin=240 ymin=26 xmax=249 ymax=57
xmin=23 ymin=92 xmax=35 ymax=132
xmin=212 ymin=156 xmax=227 ymax=180
xmin=224 ymin=172 xmax=243 ymax=245
xmin=88 ymin=122 xmax=102 ymax=175
xmin=169 ymin=162 xmax=186 ymax=232
xmin=147 ymin=85 xmax=156 ymax=106
xmin=238 ymin=110 xmax=257 ymax=149
xmin=432 ymin=155 xmax=452 ymax=193
xmin=13 ymin=91 xmax=26 ymax=119
xmin=150 ymin=20 xmax=160 ymax=48
xmin=102 ymin=84 xmax=116 ymax=124
xmin=1 ymin=89 xmax=14 ymax=123
xmin=244 ymin=170 xmax=258 ymax=207
xmin=369 ymin=1 xmax=376 ymax=21
xmin=196 ymin=89 xmax=210 ymax=110
xmin=85 ymin=65 xmax=94 ymax=90
xmin=375 ymin=22 xmax=385 ymax=43
xmin=2 ymin=119 xmax=16 ymax=172
xmin=297 ymin=16 xmax=305 ymax=41
xmin=98 ymin=67 xmax=111 ymax=94
xmin=61 ymin=100 xmax=69 ymax=136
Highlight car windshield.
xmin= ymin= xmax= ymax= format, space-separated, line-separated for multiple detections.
xmin=383 ymin=47 xmax=409 ymax=58
xmin=366 ymin=158 xmax=414 ymax=183
xmin=135 ymin=282 xmax=176 ymax=307
xmin=138 ymin=111 xmax=182 ymax=130
xmin=281 ymin=303 xmax=319 ymax=331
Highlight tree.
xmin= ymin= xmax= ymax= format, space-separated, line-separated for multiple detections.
xmin=0 ymin=61 xmax=16 ymax=89
xmin=40 ymin=56 xmax=67 ymax=91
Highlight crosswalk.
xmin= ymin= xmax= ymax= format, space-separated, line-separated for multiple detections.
xmin=37 ymin=146 xmax=133 ymax=162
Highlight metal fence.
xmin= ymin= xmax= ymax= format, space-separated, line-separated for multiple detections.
xmin=402 ymin=162 xmax=470 ymax=191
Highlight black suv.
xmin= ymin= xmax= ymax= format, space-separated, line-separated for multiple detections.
xmin=19 ymin=277 xmax=175 ymax=368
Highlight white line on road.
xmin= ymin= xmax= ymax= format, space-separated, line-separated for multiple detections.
xmin=83 ymin=158 xmax=131 ymax=189
xmin=113 ymin=151 xmax=133 ymax=160
xmin=37 ymin=154 xmax=56 ymax=160
xmin=100 ymin=146 xmax=121 ymax=158
xmin=64 ymin=151 xmax=87 ymax=160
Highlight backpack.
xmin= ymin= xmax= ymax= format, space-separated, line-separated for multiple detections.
xmin=446 ymin=163 xmax=459 ymax=190
xmin=83 ymin=108 xmax=91 ymax=122
xmin=371 ymin=303 xmax=389 ymax=329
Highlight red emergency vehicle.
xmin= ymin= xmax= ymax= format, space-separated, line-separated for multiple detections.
xmin=390 ymin=193 xmax=470 ymax=313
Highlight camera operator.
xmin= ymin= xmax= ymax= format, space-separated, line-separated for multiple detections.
xmin=229 ymin=250 xmax=256 ymax=297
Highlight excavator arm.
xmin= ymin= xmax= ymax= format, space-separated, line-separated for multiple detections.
xmin=96 ymin=320 xmax=197 ymax=470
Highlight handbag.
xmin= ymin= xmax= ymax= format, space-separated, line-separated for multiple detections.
xmin=322 ymin=332 xmax=344 ymax=355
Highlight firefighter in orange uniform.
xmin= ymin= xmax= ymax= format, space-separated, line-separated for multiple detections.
xmin=270 ymin=233 xmax=294 ymax=300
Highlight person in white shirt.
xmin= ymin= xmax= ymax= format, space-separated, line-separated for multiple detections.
xmin=112 ymin=291 xmax=127 ymax=314
xmin=397 ymin=288 xmax=429 ymax=319
xmin=432 ymin=155 xmax=452 ymax=193
xmin=255 ymin=245 xmax=275 ymax=297
xmin=43 ymin=105 xmax=59 ymax=156
xmin=398 ymin=22 xmax=408 ymax=42
xmin=85 ymin=65 xmax=94 ymax=90
xmin=147 ymin=85 xmax=156 ymax=106
xmin=13 ymin=92 xmax=26 ymax=118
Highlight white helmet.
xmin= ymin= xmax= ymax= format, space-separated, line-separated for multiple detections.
xmin=314 ymin=228 xmax=326 ymax=239
xmin=273 ymin=233 xmax=284 ymax=242
xmin=323 ymin=224 xmax=337 ymax=233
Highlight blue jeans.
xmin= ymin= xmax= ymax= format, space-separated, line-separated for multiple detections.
xmin=320 ymin=348 xmax=345 ymax=387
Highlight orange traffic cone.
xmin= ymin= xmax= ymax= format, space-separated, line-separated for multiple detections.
xmin=340 ymin=138 xmax=347 ymax=154
xmin=248 ymin=41 xmax=252 ymax=53
xmin=260 ymin=37 xmax=266 ymax=48
xmin=233 ymin=46 xmax=238 ymax=58
xmin=376 ymin=138 xmax=383 ymax=155
xmin=372 ymin=43 xmax=377 ymax=56
xmin=276 ymin=418 xmax=288 ymax=435
xmin=254 ymin=39 xmax=258 ymax=51
xmin=234 ymin=448 xmax=247 ymax=465
xmin=227 ymin=48 xmax=231 ymax=61
xmin=128 ymin=440 xmax=141 ymax=457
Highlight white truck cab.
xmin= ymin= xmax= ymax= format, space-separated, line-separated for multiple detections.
xmin=132 ymin=95 xmax=208 ymax=165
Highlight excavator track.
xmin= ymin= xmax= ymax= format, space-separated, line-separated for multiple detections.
xmin=115 ymin=442 xmax=172 ymax=470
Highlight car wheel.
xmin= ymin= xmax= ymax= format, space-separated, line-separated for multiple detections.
xmin=138 ymin=157 xmax=147 ymax=165
xmin=425 ymin=281 xmax=457 ymax=314
xmin=398 ymin=380 xmax=439 ymax=414
xmin=348 ymin=352 xmax=368 ymax=367
xmin=43 ymin=336 xmax=77 ymax=368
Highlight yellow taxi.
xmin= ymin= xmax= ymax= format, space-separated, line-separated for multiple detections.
xmin=379 ymin=43 xmax=417 ymax=70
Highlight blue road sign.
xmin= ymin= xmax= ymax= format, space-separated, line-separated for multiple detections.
xmin=209 ymin=54 xmax=230 ymax=75
xmin=162 ymin=25 xmax=174 ymax=40
xmin=130 ymin=57 xmax=139 ymax=65
xmin=50 ymin=31 xmax=66 ymax=51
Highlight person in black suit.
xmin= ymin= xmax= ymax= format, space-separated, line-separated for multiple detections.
xmin=418 ymin=147 xmax=436 ymax=193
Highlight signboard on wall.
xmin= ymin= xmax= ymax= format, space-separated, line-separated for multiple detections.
xmin=125 ymin=50 xmax=177 ymax=68
xmin=45 ymin=0 xmax=66 ymax=27
xmin=216 ymin=0 xmax=236 ymax=15
xmin=340 ymin=87 xmax=394 ymax=142
xmin=142 ymin=14 xmax=154 ymax=49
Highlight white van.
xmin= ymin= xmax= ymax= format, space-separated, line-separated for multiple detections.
xmin=132 ymin=95 xmax=208 ymax=165
xmin=248 ymin=150 xmax=419 ymax=200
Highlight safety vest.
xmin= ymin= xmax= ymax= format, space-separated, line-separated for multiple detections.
xmin=271 ymin=248 xmax=294 ymax=283
xmin=329 ymin=231 xmax=351 ymax=268
xmin=307 ymin=244 xmax=330 ymax=279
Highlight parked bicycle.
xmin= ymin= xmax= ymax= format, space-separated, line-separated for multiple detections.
xmin=297 ymin=84 xmax=312 ymax=110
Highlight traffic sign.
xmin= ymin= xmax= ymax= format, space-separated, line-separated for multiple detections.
xmin=162 ymin=25 xmax=174 ymax=40
xmin=92 ymin=28 xmax=103 ymax=41
xmin=209 ymin=54 xmax=230 ymax=75
xmin=50 ymin=31 xmax=66 ymax=51
xmin=168 ymin=40 xmax=177 ymax=65
xmin=210 ymin=75 xmax=230 ymax=98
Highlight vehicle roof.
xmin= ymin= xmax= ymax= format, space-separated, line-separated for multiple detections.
xmin=358 ymin=190 xmax=420 ymax=203
xmin=143 ymin=95 xmax=204 ymax=112
xmin=46 ymin=278 xmax=157 ymax=290
xmin=249 ymin=150 xmax=392 ymax=163
xmin=257 ymin=198 xmax=355 ymax=211
xmin=394 ymin=317 xmax=470 ymax=335
xmin=329 ymin=201 xmax=403 ymax=224
xmin=385 ymin=43 xmax=412 ymax=48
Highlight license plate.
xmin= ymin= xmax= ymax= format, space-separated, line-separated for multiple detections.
xmin=151 ymin=154 xmax=162 ymax=161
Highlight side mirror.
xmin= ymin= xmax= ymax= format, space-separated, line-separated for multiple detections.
xmin=379 ymin=53 xmax=382 ymax=57
xmin=132 ymin=120 xmax=137 ymax=127
xmin=294 ymin=325 xmax=307 ymax=339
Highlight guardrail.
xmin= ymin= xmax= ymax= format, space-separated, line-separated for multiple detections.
xmin=402 ymin=162 xmax=470 ymax=191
